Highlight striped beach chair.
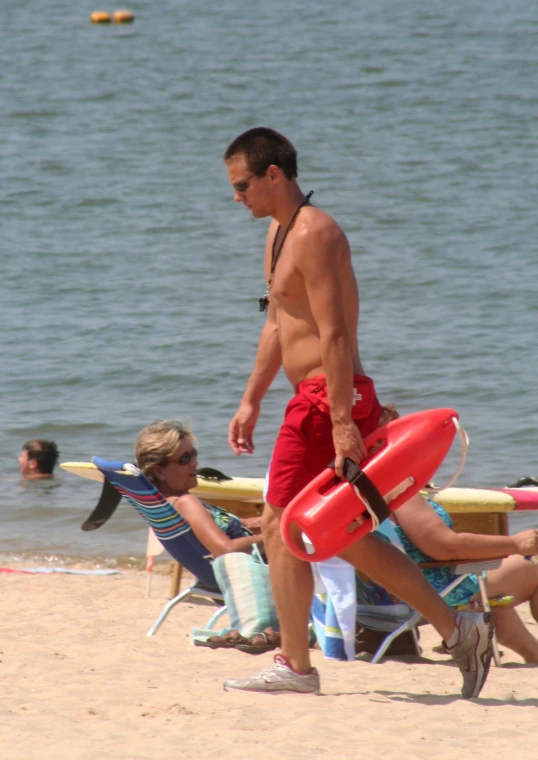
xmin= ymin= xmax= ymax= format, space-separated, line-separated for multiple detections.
xmin=92 ymin=457 xmax=227 ymax=637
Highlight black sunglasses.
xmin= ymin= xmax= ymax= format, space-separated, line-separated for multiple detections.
xmin=233 ymin=171 xmax=265 ymax=193
xmin=168 ymin=447 xmax=198 ymax=466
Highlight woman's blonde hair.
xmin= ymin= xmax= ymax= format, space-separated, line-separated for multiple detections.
xmin=135 ymin=420 xmax=194 ymax=484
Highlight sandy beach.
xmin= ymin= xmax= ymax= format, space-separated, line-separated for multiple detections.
xmin=3 ymin=561 xmax=537 ymax=760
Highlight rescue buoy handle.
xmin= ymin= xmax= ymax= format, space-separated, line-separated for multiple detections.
xmin=422 ymin=417 xmax=469 ymax=494
xmin=340 ymin=458 xmax=391 ymax=526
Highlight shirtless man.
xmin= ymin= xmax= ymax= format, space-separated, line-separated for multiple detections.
xmin=222 ymin=127 xmax=494 ymax=698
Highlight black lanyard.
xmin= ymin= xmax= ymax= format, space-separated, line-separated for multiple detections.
xmin=259 ymin=190 xmax=314 ymax=313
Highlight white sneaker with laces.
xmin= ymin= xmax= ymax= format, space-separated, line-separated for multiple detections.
xmin=223 ymin=654 xmax=320 ymax=695
xmin=447 ymin=610 xmax=494 ymax=698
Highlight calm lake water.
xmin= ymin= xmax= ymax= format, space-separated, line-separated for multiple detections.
xmin=1 ymin=0 xmax=537 ymax=565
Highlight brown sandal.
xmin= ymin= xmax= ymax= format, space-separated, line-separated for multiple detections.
xmin=235 ymin=628 xmax=281 ymax=654
xmin=196 ymin=629 xmax=249 ymax=649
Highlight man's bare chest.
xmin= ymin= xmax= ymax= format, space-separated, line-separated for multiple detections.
xmin=269 ymin=244 xmax=306 ymax=309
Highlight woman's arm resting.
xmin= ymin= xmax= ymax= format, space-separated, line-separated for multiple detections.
xmin=172 ymin=495 xmax=261 ymax=557
xmin=394 ymin=494 xmax=530 ymax=561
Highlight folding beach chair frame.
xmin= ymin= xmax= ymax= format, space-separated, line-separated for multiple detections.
xmin=147 ymin=577 xmax=227 ymax=637
xmin=356 ymin=557 xmax=506 ymax=666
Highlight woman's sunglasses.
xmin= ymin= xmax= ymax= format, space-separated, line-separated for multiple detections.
xmin=168 ymin=448 xmax=198 ymax=466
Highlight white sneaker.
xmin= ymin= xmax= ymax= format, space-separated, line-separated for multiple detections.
xmin=447 ymin=611 xmax=494 ymax=698
xmin=223 ymin=654 xmax=320 ymax=695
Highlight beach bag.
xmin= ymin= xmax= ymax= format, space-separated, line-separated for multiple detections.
xmin=355 ymin=626 xmax=420 ymax=656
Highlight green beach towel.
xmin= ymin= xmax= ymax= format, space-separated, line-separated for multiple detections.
xmin=191 ymin=552 xmax=278 ymax=643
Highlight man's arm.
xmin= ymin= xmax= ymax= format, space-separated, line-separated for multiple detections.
xmin=295 ymin=220 xmax=367 ymax=473
xmin=228 ymin=308 xmax=282 ymax=455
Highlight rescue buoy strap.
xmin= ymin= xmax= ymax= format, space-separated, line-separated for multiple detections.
xmin=341 ymin=459 xmax=392 ymax=524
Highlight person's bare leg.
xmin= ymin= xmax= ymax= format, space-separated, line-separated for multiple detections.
xmin=485 ymin=555 xmax=538 ymax=622
xmin=222 ymin=504 xmax=320 ymax=694
xmin=491 ymin=606 xmax=538 ymax=663
xmin=484 ymin=556 xmax=538 ymax=662
xmin=530 ymin=586 xmax=538 ymax=624
xmin=340 ymin=533 xmax=494 ymax=698
xmin=338 ymin=533 xmax=456 ymax=640
xmin=262 ymin=503 xmax=313 ymax=673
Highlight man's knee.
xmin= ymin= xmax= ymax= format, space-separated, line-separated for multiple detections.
xmin=262 ymin=502 xmax=283 ymax=532
xmin=262 ymin=503 xmax=289 ymax=563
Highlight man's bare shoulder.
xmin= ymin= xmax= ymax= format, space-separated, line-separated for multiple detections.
xmin=295 ymin=206 xmax=349 ymax=253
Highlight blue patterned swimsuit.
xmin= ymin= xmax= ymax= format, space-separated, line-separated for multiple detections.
xmin=391 ymin=499 xmax=479 ymax=607
xmin=202 ymin=501 xmax=251 ymax=539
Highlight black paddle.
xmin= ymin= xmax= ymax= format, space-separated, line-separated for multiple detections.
xmin=81 ymin=478 xmax=122 ymax=531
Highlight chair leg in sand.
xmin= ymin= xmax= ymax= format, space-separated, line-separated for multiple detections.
xmin=147 ymin=583 xmax=227 ymax=636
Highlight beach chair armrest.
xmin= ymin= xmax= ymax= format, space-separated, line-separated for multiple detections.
xmin=418 ymin=558 xmax=503 ymax=574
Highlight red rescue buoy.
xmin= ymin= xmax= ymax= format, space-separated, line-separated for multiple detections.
xmin=280 ymin=408 xmax=460 ymax=562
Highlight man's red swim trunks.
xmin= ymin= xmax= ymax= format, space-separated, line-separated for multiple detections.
xmin=265 ymin=374 xmax=382 ymax=509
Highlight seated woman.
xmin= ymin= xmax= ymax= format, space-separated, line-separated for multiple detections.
xmin=135 ymin=420 xmax=279 ymax=652
xmin=381 ymin=405 xmax=538 ymax=664
xmin=135 ymin=420 xmax=262 ymax=559
xmin=390 ymin=494 xmax=538 ymax=664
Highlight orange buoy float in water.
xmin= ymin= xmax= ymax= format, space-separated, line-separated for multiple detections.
xmin=281 ymin=408 xmax=463 ymax=562
xmin=113 ymin=9 xmax=134 ymax=23
xmin=90 ymin=11 xmax=111 ymax=23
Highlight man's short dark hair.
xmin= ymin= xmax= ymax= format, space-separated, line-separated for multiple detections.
xmin=224 ymin=127 xmax=298 ymax=180
xmin=23 ymin=440 xmax=59 ymax=475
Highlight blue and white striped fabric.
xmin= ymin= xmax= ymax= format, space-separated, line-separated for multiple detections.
xmin=213 ymin=552 xmax=278 ymax=635
xmin=310 ymin=520 xmax=409 ymax=661
xmin=311 ymin=557 xmax=357 ymax=661
xmin=92 ymin=457 xmax=219 ymax=590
